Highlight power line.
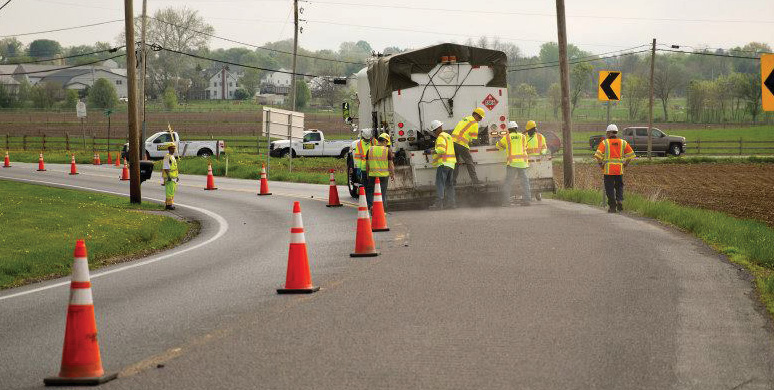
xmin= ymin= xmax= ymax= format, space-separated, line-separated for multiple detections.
xmin=4 ymin=46 xmax=125 ymax=65
xmin=0 ymin=19 xmax=123 ymax=38
xmin=0 ymin=0 xmax=13 ymax=12
xmin=0 ymin=54 xmax=126 ymax=75
xmin=656 ymin=48 xmax=761 ymax=60
xmin=302 ymin=0 xmax=774 ymax=24
xmin=509 ymin=45 xmax=649 ymax=69
xmin=507 ymin=50 xmax=651 ymax=72
xmin=149 ymin=16 xmax=365 ymax=65
xmin=657 ymin=43 xmax=772 ymax=56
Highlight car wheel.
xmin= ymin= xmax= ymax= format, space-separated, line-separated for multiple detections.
xmin=197 ymin=148 xmax=213 ymax=158
xmin=669 ymin=144 xmax=682 ymax=156
xmin=347 ymin=159 xmax=359 ymax=198
xmin=338 ymin=148 xmax=350 ymax=159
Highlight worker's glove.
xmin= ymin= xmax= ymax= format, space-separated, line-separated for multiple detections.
xmin=174 ymin=177 xmax=180 ymax=183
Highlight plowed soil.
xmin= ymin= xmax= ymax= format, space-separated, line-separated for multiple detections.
xmin=555 ymin=163 xmax=774 ymax=227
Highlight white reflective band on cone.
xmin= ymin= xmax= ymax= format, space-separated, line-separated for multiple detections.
xmin=293 ymin=213 xmax=303 ymax=228
xmin=290 ymin=232 xmax=306 ymax=244
xmin=71 ymin=257 xmax=90 ymax=282
xmin=358 ymin=209 xmax=370 ymax=219
xmin=374 ymin=194 xmax=382 ymax=202
xmin=69 ymin=288 xmax=94 ymax=305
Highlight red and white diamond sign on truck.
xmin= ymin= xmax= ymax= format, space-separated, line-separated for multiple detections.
xmin=482 ymin=93 xmax=499 ymax=110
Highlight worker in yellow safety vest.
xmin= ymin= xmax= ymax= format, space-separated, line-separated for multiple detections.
xmin=593 ymin=124 xmax=635 ymax=213
xmin=496 ymin=121 xmax=530 ymax=206
xmin=162 ymin=144 xmax=179 ymax=210
xmin=428 ymin=120 xmax=456 ymax=210
xmin=451 ymin=107 xmax=485 ymax=186
xmin=352 ymin=128 xmax=374 ymax=188
xmin=365 ymin=132 xmax=394 ymax=209
xmin=524 ymin=120 xmax=548 ymax=156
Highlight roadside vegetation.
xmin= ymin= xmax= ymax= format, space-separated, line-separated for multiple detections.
xmin=0 ymin=180 xmax=192 ymax=289
xmin=553 ymin=188 xmax=774 ymax=317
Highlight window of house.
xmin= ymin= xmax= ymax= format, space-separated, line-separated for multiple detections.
xmin=229 ymin=82 xmax=233 ymax=87
xmin=214 ymin=90 xmax=217 ymax=96
xmin=213 ymin=82 xmax=217 ymax=87
xmin=115 ymin=80 xmax=123 ymax=85
xmin=229 ymin=91 xmax=233 ymax=97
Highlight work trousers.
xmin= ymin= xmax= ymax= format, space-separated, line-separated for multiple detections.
xmin=603 ymin=175 xmax=624 ymax=208
xmin=366 ymin=176 xmax=389 ymax=209
xmin=503 ymin=166 xmax=531 ymax=204
xmin=452 ymin=143 xmax=479 ymax=184
xmin=434 ymin=166 xmax=456 ymax=208
xmin=165 ymin=180 xmax=177 ymax=206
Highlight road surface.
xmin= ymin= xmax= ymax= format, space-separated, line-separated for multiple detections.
xmin=1 ymin=162 xmax=772 ymax=389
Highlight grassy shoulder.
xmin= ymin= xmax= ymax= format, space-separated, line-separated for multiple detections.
xmin=0 ymin=180 xmax=193 ymax=289
xmin=552 ymin=188 xmax=774 ymax=317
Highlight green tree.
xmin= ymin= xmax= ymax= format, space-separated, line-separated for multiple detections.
xmin=30 ymin=82 xmax=62 ymax=109
xmin=0 ymin=85 xmax=14 ymax=108
xmin=162 ymin=86 xmax=178 ymax=110
xmin=547 ymin=83 xmax=562 ymax=119
xmin=622 ymin=74 xmax=648 ymax=120
xmin=239 ymin=68 xmax=263 ymax=98
xmin=570 ymin=62 xmax=593 ymax=115
xmin=653 ymin=56 xmax=687 ymax=121
xmin=294 ymin=80 xmax=311 ymax=109
xmin=64 ymin=89 xmax=79 ymax=109
xmin=233 ymin=88 xmax=250 ymax=100
xmin=88 ymin=78 xmax=118 ymax=109
xmin=0 ymin=37 xmax=24 ymax=63
xmin=28 ymin=39 xmax=62 ymax=59
xmin=515 ymin=83 xmax=538 ymax=116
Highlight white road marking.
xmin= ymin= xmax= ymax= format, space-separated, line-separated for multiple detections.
xmin=0 ymin=175 xmax=229 ymax=301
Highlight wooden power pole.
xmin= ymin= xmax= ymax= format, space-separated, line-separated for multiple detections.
xmin=647 ymin=38 xmax=656 ymax=160
xmin=556 ymin=0 xmax=574 ymax=188
xmin=139 ymin=0 xmax=148 ymax=160
xmin=124 ymin=0 xmax=141 ymax=203
xmin=289 ymin=0 xmax=299 ymax=112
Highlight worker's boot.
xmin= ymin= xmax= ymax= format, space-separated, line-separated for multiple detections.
xmin=165 ymin=205 xmax=176 ymax=210
xmin=617 ymin=202 xmax=623 ymax=212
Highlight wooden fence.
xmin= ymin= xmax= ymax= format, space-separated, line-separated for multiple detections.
xmin=569 ymin=138 xmax=774 ymax=156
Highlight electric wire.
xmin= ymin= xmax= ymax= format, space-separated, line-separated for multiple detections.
xmin=0 ymin=0 xmax=13 ymax=13
xmin=3 ymin=46 xmax=125 ymax=65
xmin=0 ymin=54 xmax=126 ymax=75
xmin=0 ymin=19 xmax=123 ymax=38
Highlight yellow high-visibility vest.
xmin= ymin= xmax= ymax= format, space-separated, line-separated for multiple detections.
xmin=367 ymin=145 xmax=389 ymax=177
xmin=433 ymin=132 xmax=456 ymax=169
xmin=451 ymin=116 xmax=479 ymax=149
xmin=496 ymin=132 xmax=529 ymax=168
xmin=163 ymin=154 xmax=178 ymax=179
xmin=525 ymin=132 xmax=548 ymax=156
xmin=353 ymin=139 xmax=372 ymax=170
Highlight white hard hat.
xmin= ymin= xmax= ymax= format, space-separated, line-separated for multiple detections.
xmin=360 ymin=128 xmax=373 ymax=139
xmin=507 ymin=121 xmax=519 ymax=130
xmin=606 ymin=124 xmax=619 ymax=133
xmin=430 ymin=120 xmax=444 ymax=130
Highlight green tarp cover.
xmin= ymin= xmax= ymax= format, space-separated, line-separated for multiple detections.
xmin=366 ymin=43 xmax=508 ymax=102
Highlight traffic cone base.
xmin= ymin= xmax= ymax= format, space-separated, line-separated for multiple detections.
xmin=277 ymin=202 xmax=319 ymax=294
xmin=350 ymin=186 xmax=379 ymax=258
xmin=44 ymin=372 xmax=118 ymax=386
xmin=326 ymin=204 xmax=343 ymax=208
xmin=371 ymin=177 xmax=390 ymax=232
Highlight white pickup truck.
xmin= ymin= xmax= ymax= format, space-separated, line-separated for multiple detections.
xmin=269 ymin=129 xmax=354 ymax=158
xmin=121 ymin=131 xmax=225 ymax=160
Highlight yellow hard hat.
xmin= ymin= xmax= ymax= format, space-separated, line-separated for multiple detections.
xmin=473 ymin=107 xmax=486 ymax=118
xmin=526 ymin=120 xmax=537 ymax=131
xmin=378 ymin=133 xmax=391 ymax=146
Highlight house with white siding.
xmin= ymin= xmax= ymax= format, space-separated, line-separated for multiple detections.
xmin=205 ymin=66 xmax=242 ymax=100
xmin=260 ymin=68 xmax=292 ymax=95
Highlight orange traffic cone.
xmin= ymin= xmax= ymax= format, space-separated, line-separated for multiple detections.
xmin=69 ymin=154 xmax=79 ymax=175
xmin=350 ymin=186 xmax=379 ymax=257
xmin=95 ymin=153 xmax=101 ymax=166
xmin=3 ymin=150 xmax=11 ymax=168
xmin=204 ymin=161 xmax=217 ymax=190
xmin=37 ymin=152 xmax=46 ymax=171
xmin=114 ymin=152 xmax=121 ymax=168
xmin=119 ymin=159 xmax=129 ymax=181
xmin=106 ymin=152 xmax=112 ymax=165
xmin=371 ymin=177 xmax=390 ymax=232
xmin=326 ymin=169 xmax=342 ymax=207
xmin=258 ymin=164 xmax=271 ymax=196
xmin=277 ymin=202 xmax=320 ymax=294
xmin=44 ymin=240 xmax=117 ymax=386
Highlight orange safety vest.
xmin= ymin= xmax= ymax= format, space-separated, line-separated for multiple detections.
xmin=594 ymin=138 xmax=634 ymax=175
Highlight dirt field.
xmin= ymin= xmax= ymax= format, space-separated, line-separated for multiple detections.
xmin=555 ymin=163 xmax=774 ymax=227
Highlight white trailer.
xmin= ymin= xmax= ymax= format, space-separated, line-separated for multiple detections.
xmin=345 ymin=43 xmax=555 ymax=204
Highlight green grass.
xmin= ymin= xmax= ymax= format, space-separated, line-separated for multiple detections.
xmin=158 ymin=153 xmax=348 ymax=185
xmin=553 ymin=188 xmax=774 ymax=317
xmin=0 ymin=180 xmax=192 ymax=289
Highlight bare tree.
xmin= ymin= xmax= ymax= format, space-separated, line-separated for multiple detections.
xmin=547 ymin=83 xmax=561 ymax=119
xmin=653 ymin=57 xmax=686 ymax=121
xmin=570 ymin=62 xmax=593 ymax=115
xmin=622 ymin=74 xmax=647 ymax=120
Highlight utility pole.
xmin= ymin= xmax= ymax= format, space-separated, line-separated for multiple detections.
xmin=287 ymin=0 xmax=299 ymax=173
xmin=647 ymin=38 xmax=656 ymax=160
xmin=139 ymin=0 xmax=148 ymax=161
xmin=556 ymin=0 xmax=574 ymax=188
xmin=124 ymin=0 xmax=141 ymax=203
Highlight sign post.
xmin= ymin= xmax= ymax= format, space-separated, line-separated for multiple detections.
xmin=762 ymin=54 xmax=774 ymax=112
xmin=262 ymin=107 xmax=305 ymax=173
xmin=104 ymin=109 xmax=114 ymax=155
xmin=76 ymin=101 xmax=87 ymax=150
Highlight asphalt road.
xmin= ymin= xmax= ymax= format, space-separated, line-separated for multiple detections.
xmin=1 ymin=162 xmax=773 ymax=389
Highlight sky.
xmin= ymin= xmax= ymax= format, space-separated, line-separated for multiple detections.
xmin=0 ymin=0 xmax=772 ymax=57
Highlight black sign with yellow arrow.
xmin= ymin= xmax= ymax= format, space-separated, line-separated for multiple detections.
xmin=598 ymin=71 xmax=622 ymax=101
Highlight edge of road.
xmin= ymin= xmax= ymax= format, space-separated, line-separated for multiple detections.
xmin=0 ymin=174 xmax=230 ymax=301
